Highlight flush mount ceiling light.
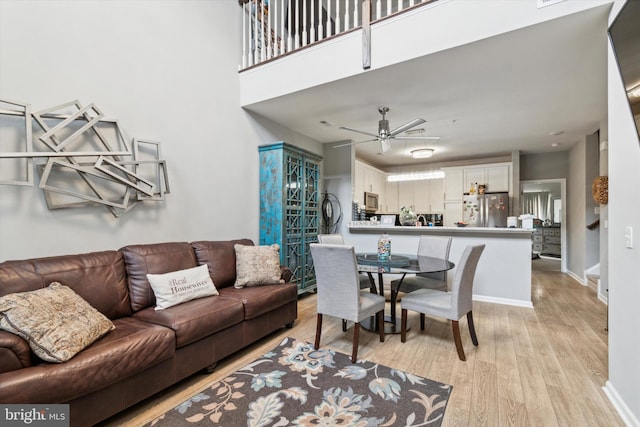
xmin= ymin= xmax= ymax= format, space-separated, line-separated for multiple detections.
xmin=628 ymin=83 xmax=640 ymax=98
xmin=411 ymin=148 xmax=434 ymax=159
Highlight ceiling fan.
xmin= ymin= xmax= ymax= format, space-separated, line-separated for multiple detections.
xmin=334 ymin=106 xmax=440 ymax=153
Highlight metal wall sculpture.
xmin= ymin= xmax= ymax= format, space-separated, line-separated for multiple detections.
xmin=0 ymin=98 xmax=170 ymax=217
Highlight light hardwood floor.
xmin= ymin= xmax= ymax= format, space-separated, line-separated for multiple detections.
xmin=100 ymin=260 xmax=624 ymax=426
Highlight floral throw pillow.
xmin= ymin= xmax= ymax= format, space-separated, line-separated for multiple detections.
xmin=234 ymin=244 xmax=284 ymax=288
xmin=0 ymin=282 xmax=115 ymax=363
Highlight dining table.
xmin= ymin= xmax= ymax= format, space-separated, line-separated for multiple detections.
xmin=356 ymin=253 xmax=455 ymax=334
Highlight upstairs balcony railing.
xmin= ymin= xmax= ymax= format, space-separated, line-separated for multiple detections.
xmin=239 ymin=0 xmax=437 ymax=70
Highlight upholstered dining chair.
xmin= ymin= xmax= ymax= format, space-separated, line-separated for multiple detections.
xmin=317 ymin=234 xmax=374 ymax=291
xmin=391 ymin=235 xmax=452 ymax=296
xmin=310 ymin=243 xmax=385 ymax=362
xmin=400 ymin=244 xmax=485 ymax=361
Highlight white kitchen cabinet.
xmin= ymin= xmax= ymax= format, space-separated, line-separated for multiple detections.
xmin=444 ymin=201 xmax=463 ymax=226
xmin=485 ymin=164 xmax=510 ymax=192
xmin=398 ymin=181 xmax=415 ymax=210
xmin=385 ymin=181 xmax=398 ymax=213
xmin=429 ymin=178 xmax=444 ymax=213
xmin=354 ymin=160 xmax=388 ymax=212
xmin=413 ymin=180 xmax=430 ymax=212
xmin=443 ymin=169 xmax=463 ymax=201
xmin=463 ymin=168 xmax=485 ymax=194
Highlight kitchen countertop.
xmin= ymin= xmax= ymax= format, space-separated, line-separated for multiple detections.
xmin=348 ymin=224 xmax=533 ymax=236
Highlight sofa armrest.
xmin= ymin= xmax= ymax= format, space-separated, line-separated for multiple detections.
xmin=0 ymin=331 xmax=32 ymax=374
xmin=280 ymin=265 xmax=293 ymax=283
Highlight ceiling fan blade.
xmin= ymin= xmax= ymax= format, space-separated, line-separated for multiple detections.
xmin=389 ymin=118 xmax=426 ymax=137
xmin=338 ymin=126 xmax=380 ymax=139
xmin=392 ymin=136 xmax=441 ymax=140
xmin=333 ymin=138 xmax=379 ymax=149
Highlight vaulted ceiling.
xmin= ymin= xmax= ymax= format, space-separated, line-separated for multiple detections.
xmin=243 ymin=4 xmax=611 ymax=169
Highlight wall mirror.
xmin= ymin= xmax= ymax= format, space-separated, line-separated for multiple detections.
xmin=609 ymin=0 xmax=640 ymax=141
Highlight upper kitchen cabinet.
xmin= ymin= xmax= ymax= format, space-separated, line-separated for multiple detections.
xmin=354 ymin=160 xmax=387 ymax=212
xmin=443 ymin=169 xmax=464 ymax=201
xmin=463 ymin=163 xmax=511 ymax=193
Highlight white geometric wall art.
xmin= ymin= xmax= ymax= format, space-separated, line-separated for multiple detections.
xmin=0 ymin=98 xmax=170 ymax=217
xmin=0 ymin=99 xmax=33 ymax=186
xmin=132 ymin=138 xmax=170 ymax=201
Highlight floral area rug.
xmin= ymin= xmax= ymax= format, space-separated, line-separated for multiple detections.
xmin=146 ymin=337 xmax=452 ymax=426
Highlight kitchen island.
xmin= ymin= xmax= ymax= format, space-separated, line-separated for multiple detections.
xmin=347 ymin=224 xmax=533 ymax=308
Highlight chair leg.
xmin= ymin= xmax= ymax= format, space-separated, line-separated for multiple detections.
xmin=378 ymin=311 xmax=385 ymax=342
xmin=420 ymin=313 xmax=425 ymax=330
xmin=401 ymin=308 xmax=408 ymax=342
xmin=352 ymin=322 xmax=360 ymax=362
xmin=467 ymin=311 xmax=478 ymax=346
xmin=452 ymin=320 xmax=466 ymax=361
xmin=342 ymin=319 xmax=347 ymax=332
xmin=314 ymin=313 xmax=322 ymax=350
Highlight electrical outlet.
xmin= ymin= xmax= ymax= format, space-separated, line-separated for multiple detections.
xmin=625 ymin=226 xmax=633 ymax=248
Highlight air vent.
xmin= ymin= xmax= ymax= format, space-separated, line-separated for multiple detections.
xmin=537 ymin=0 xmax=566 ymax=8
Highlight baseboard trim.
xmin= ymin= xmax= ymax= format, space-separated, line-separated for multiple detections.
xmin=603 ymin=381 xmax=640 ymax=427
xmin=597 ymin=292 xmax=608 ymax=304
xmin=567 ymin=270 xmax=585 ymax=285
xmin=472 ymin=294 xmax=534 ymax=308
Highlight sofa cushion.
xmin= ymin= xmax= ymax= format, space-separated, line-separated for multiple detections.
xmin=120 ymin=242 xmax=198 ymax=312
xmin=0 ymin=251 xmax=131 ymax=319
xmin=133 ymin=296 xmax=244 ymax=348
xmin=218 ymin=283 xmax=298 ymax=320
xmin=233 ymin=244 xmax=284 ymax=288
xmin=0 ymin=317 xmax=175 ymax=404
xmin=191 ymin=239 xmax=253 ymax=289
xmin=0 ymin=283 xmax=115 ymax=363
xmin=147 ymin=264 xmax=219 ymax=310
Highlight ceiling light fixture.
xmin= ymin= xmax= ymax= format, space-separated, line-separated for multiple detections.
xmin=549 ymin=131 xmax=564 ymax=136
xmin=411 ymin=148 xmax=434 ymax=159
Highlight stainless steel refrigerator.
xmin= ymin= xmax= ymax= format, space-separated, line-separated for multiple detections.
xmin=462 ymin=192 xmax=509 ymax=227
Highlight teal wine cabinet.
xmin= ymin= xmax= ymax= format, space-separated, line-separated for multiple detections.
xmin=259 ymin=142 xmax=322 ymax=294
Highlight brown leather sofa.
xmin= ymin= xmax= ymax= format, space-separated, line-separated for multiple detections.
xmin=0 ymin=239 xmax=297 ymax=426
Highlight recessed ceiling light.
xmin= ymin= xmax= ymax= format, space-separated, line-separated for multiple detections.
xmin=552 ymin=142 xmax=560 ymax=147
xmin=549 ymin=131 xmax=564 ymax=136
xmin=411 ymin=148 xmax=434 ymax=159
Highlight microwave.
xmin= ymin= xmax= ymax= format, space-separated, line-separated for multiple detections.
xmin=364 ymin=192 xmax=379 ymax=212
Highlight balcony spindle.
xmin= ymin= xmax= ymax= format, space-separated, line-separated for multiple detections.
xmin=242 ymin=3 xmax=247 ymax=68
xmin=302 ymin=0 xmax=307 ymax=46
xmin=310 ymin=0 xmax=315 ymax=43
xmin=295 ymin=0 xmax=300 ymax=49
xmin=287 ymin=0 xmax=293 ymax=51
xmin=354 ymin=0 xmax=359 ymax=27
xmin=397 ymin=0 xmax=402 ymax=14
xmin=326 ymin=0 xmax=332 ymax=37
xmin=345 ymin=0 xmax=350 ymax=31
xmin=387 ymin=0 xmax=392 ymax=16
xmin=335 ymin=1 xmax=341 ymax=35
xmin=376 ymin=0 xmax=381 ymax=20
xmin=317 ymin=0 xmax=323 ymax=41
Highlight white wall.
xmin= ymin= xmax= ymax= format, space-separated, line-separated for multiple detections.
xmin=605 ymin=15 xmax=640 ymax=424
xmin=0 ymin=1 xmax=321 ymax=261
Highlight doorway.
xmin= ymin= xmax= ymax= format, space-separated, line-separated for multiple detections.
xmin=521 ymin=179 xmax=567 ymax=273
